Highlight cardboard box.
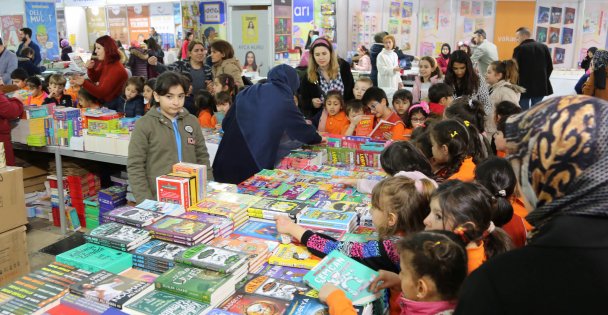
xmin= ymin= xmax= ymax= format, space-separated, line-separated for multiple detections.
xmin=0 ymin=226 xmax=30 ymax=287
xmin=0 ymin=167 xmax=27 ymax=234
xmin=22 ymin=165 xmax=47 ymax=179
xmin=156 ymin=175 xmax=192 ymax=209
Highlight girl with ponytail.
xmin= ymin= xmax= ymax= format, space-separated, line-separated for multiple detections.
xmin=424 ymin=180 xmax=513 ymax=273
xmin=430 ymin=119 xmax=476 ymax=182
xmin=485 ymin=59 xmax=526 ymax=135
xmin=444 ymin=96 xmax=493 ymax=160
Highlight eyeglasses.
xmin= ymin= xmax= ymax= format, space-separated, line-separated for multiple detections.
xmin=411 ymin=118 xmax=426 ymax=123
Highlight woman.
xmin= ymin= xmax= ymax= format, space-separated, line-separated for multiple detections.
xmin=181 ymin=32 xmax=193 ymax=60
xmin=203 ymin=27 xmax=217 ymax=50
xmin=149 ymin=39 xmax=212 ymax=96
xmin=72 ymin=35 xmax=128 ymax=110
xmin=376 ymin=35 xmax=402 ymax=90
xmin=457 ymin=41 xmax=472 ymax=57
xmin=455 ymin=95 xmax=608 ymax=314
xmin=0 ymin=91 xmax=23 ymax=166
xmin=299 ymin=37 xmax=355 ymax=118
xmin=412 ymin=56 xmax=443 ymax=103
xmin=213 ymin=64 xmax=322 ymax=184
xmin=575 ymin=47 xmax=597 ymax=94
xmin=60 ymin=39 xmax=72 ymax=62
xmin=444 ymin=50 xmax=492 ymax=119
xmin=304 ymin=30 xmax=320 ymax=50
xmin=128 ymin=40 xmax=149 ymax=78
xmin=582 ymin=49 xmax=608 ymax=101
xmin=353 ymin=45 xmax=371 ymax=71
xmin=243 ymin=51 xmax=258 ymax=72
xmin=209 ymin=40 xmax=244 ymax=87
xmin=436 ymin=43 xmax=451 ymax=74
xmin=145 ymin=37 xmax=164 ymax=78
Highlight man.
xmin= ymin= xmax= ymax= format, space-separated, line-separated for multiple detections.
xmin=513 ymin=27 xmax=553 ymax=110
xmin=370 ymin=32 xmax=388 ymax=87
xmin=470 ymin=29 xmax=498 ymax=77
xmin=0 ymin=37 xmax=18 ymax=85
xmin=150 ymin=27 xmax=162 ymax=47
xmin=16 ymin=28 xmax=41 ymax=66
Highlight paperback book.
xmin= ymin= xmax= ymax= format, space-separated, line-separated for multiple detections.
xmin=69 ymin=270 xmax=153 ymax=309
xmin=297 ymin=208 xmax=357 ymax=231
xmin=368 ymin=120 xmax=396 ymax=140
xmin=135 ymin=199 xmax=185 ymax=216
xmin=179 ymin=211 xmax=233 ymax=237
xmin=175 ymin=244 xmax=250 ymax=274
xmin=242 ymin=275 xmax=314 ymax=301
xmin=218 ymin=292 xmax=288 ymax=315
xmin=56 ymin=243 xmax=133 ymax=274
xmin=147 ymin=216 xmax=213 ymax=241
xmin=233 ymin=219 xmax=279 ymax=241
xmin=247 ymin=198 xmax=308 ymax=220
xmin=85 ymin=222 xmax=150 ymax=251
xmin=255 ymin=263 xmax=309 ymax=283
xmin=124 ymin=290 xmax=210 ymax=315
xmin=268 ymin=244 xmax=321 ymax=269
xmin=103 ymin=206 xmax=165 ymax=227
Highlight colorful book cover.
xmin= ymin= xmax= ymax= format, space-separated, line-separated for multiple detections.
xmin=268 ymin=244 xmax=321 ymax=269
xmin=105 ymin=206 xmax=165 ymax=227
xmin=312 ymin=200 xmax=361 ymax=212
xmin=233 ymin=219 xmax=279 ymax=241
xmin=355 ymin=115 xmax=375 ymax=136
xmin=60 ymin=293 xmax=110 ymax=314
xmin=179 ymin=211 xmax=233 ymax=236
xmin=70 ymin=271 xmax=152 ymax=309
xmin=207 ymin=309 xmax=239 ymax=315
xmin=175 ymin=244 xmax=249 ymax=274
xmin=284 ymin=294 xmax=329 ymax=315
xmin=190 ymin=199 xmax=246 ymax=219
xmin=368 ymin=120 xmax=396 ymax=140
xmin=219 ymin=292 xmax=288 ymax=315
xmin=208 ymin=237 xmax=272 ymax=261
xmin=87 ymin=223 xmax=149 ymax=246
xmin=147 ymin=216 xmax=213 ymax=241
xmin=297 ymin=208 xmax=357 ymax=229
xmin=303 ymin=251 xmax=380 ymax=305
xmin=56 ymin=243 xmax=132 ymax=274
xmin=133 ymin=240 xmax=188 ymax=262
xmin=242 ymin=275 xmax=314 ymax=301
xmin=209 ymin=191 xmax=262 ymax=206
xmin=255 ymin=263 xmax=309 ymax=283
xmin=247 ymin=198 xmax=308 ymax=218
xmin=154 ymin=266 xmax=238 ymax=304
xmin=124 ymin=290 xmax=210 ymax=315
xmin=135 ymin=199 xmax=185 ymax=216
xmin=119 ymin=269 xmax=159 ymax=284
xmin=231 ymin=235 xmax=280 ymax=255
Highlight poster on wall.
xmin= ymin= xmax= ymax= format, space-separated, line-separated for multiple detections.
xmin=456 ymin=0 xmax=494 ymax=44
xmin=173 ymin=2 xmax=182 ymax=47
xmin=316 ymin=0 xmax=336 ymax=42
xmin=150 ymin=3 xmax=176 ymax=49
xmin=274 ymin=0 xmax=292 ymax=53
xmin=107 ymin=6 xmax=129 ymax=46
xmin=562 ymin=28 xmax=573 ymax=44
xmin=536 ymin=1 xmax=578 ymax=68
xmin=538 ymin=7 xmax=549 ymax=24
xmin=128 ymin=5 xmax=151 ymax=45
xmin=0 ymin=15 xmax=24 ymax=51
xmin=25 ymin=2 xmax=59 ymax=61
xmin=550 ymin=7 xmax=562 ymax=25
xmin=198 ymin=1 xmax=227 ymax=42
xmin=85 ymin=7 xmax=107 ymax=49
xmin=349 ymin=0 xmax=382 ymax=52
xmin=242 ymin=15 xmax=259 ymax=45
xmin=564 ymin=7 xmax=575 ymax=24
xmin=581 ymin=1 xmax=607 ymax=52
xmin=548 ymin=27 xmax=560 ymax=44
xmin=536 ymin=26 xmax=547 ymax=43
xmin=292 ymin=0 xmax=314 ymax=49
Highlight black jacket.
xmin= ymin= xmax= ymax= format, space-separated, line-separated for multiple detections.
xmin=513 ymin=39 xmax=553 ymax=97
xmin=18 ymin=59 xmax=41 ymax=76
xmin=455 ymin=216 xmax=608 ymax=315
xmin=370 ymin=43 xmax=384 ymax=87
xmin=118 ymin=95 xmax=145 ymax=118
xmin=299 ymin=58 xmax=354 ymax=118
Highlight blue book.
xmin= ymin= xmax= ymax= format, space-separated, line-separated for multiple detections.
xmin=303 ymin=250 xmax=380 ymax=306
xmin=233 ymin=219 xmax=279 ymax=241
xmin=285 ymin=294 xmax=329 ymax=314
xmin=297 ymin=208 xmax=357 ymax=230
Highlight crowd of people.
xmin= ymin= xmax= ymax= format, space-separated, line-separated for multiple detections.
xmin=0 ymin=22 xmax=608 ymax=314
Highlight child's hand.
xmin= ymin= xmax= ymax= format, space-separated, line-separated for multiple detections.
xmin=319 ymin=283 xmax=342 ymax=303
xmin=350 ymin=115 xmax=364 ymax=125
xmin=275 ymin=215 xmax=294 ymax=235
xmin=148 ymin=56 xmax=158 ymax=66
xmin=334 ymin=178 xmax=358 ymax=187
xmin=312 ymin=98 xmax=323 ymax=108
xmin=383 ymin=132 xmax=393 ymax=140
xmin=369 ymin=270 xmax=402 ymax=293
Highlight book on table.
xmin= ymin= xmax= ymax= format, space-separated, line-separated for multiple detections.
xmin=85 ymin=222 xmax=150 ymax=251
xmin=123 ymin=290 xmax=211 ymax=315
xmin=174 ymin=243 xmax=250 ymax=274
xmin=69 ymin=270 xmax=153 ymax=309
xmin=268 ymin=244 xmax=321 ymax=269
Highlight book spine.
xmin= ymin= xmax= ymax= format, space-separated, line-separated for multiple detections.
xmin=103 ymin=216 xmax=144 ymax=228
xmin=151 ymin=234 xmax=195 ymax=246
xmin=149 ymin=230 xmax=192 ymax=241
xmin=133 ymin=254 xmax=174 ymax=265
xmin=297 ymin=219 xmax=350 ymax=230
xmin=84 ymin=235 xmax=129 ymax=251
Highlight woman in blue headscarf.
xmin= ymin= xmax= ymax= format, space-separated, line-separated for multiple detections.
xmin=212 ymin=64 xmax=322 ymax=184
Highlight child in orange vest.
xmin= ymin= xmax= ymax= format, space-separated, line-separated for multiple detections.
xmin=430 ymin=119 xmax=477 ymax=182
xmin=196 ymin=90 xmax=218 ymax=129
xmin=24 ymin=77 xmax=48 ymax=106
xmin=361 ymin=87 xmax=406 ymax=141
xmin=318 ymin=91 xmax=349 ymax=135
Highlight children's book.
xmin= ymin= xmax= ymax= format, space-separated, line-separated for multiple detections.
xmin=123 ymin=290 xmax=210 ymax=315
xmin=207 ymin=310 xmax=239 ymax=315
xmin=133 ymin=240 xmax=188 ymax=263
xmin=241 ymin=275 xmax=314 ymax=301
xmin=179 ymin=211 xmax=233 ymax=237
xmin=69 ymin=271 xmax=153 ymax=309
xmin=56 ymin=243 xmax=132 ymax=274
xmin=247 ymin=198 xmax=308 ymax=220
xmin=218 ymin=292 xmax=288 ymax=315
xmin=297 ymin=208 xmax=357 ymax=231
xmin=104 ymin=206 xmax=165 ymax=227
xmin=284 ymin=294 xmax=329 ymax=315
xmin=304 ymin=250 xmax=380 ymax=306
xmin=135 ymin=199 xmax=185 ymax=216
xmin=86 ymin=223 xmax=150 ymax=250
xmin=233 ymin=219 xmax=279 ymax=241
xmin=255 ymin=263 xmax=309 ymax=283
xmin=368 ymin=120 xmax=396 ymax=140
xmin=147 ymin=216 xmax=213 ymax=241
xmin=268 ymin=244 xmax=321 ymax=269
xmin=355 ymin=115 xmax=375 ymax=136
xmin=175 ymin=244 xmax=249 ymax=274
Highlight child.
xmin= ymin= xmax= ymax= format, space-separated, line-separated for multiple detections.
xmin=215 ymin=91 xmax=232 ymax=129
xmin=342 ymin=99 xmax=367 ymax=136
xmin=211 ymin=73 xmax=237 ymax=99
xmin=430 ymin=119 xmax=476 ymax=182
xmin=181 ymin=73 xmax=196 ymax=115
xmin=143 ymin=78 xmax=156 ymax=112
xmin=43 ymin=74 xmax=73 ymax=107
xmin=318 ymin=91 xmax=349 ymax=135
xmin=412 ymin=56 xmax=443 ymax=103
xmin=494 ymin=100 xmax=521 ymax=125
xmin=377 ymin=35 xmax=402 ymax=90
xmin=276 ymin=176 xmax=435 ymax=315
xmin=119 ymin=76 xmax=145 ymax=117
xmin=353 ymin=77 xmax=373 ymax=100
xmin=24 ymin=77 xmax=48 ymax=106
xmin=127 ymin=71 xmax=212 ymax=203
xmin=77 ymin=88 xmax=101 ymax=109
xmin=10 ymin=69 xmax=28 ymax=89
xmin=65 ymin=75 xmax=81 ymax=104
xmin=18 ymin=47 xmax=41 ymax=76
xmin=428 ymin=83 xmax=454 ymax=116
xmin=485 ymin=60 xmax=525 ymax=134
xmin=444 ymin=97 xmax=492 ymax=161
xmin=404 ymin=102 xmax=430 ymax=139
xmin=492 ymin=101 xmax=521 ymax=157
xmin=474 ymin=157 xmax=529 ymax=248
xmin=424 ymin=180 xmax=513 ymax=273
xmin=392 ymin=89 xmax=413 ymax=122
xmin=196 ymin=90 xmax=218 ymax=128
xmin=361 ymin=87 xmax=406 ymax=141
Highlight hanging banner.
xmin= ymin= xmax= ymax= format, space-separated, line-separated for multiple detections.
xmin=200 ymin=1 xmax=225 ymax=24
xmin=107 ymin=6 xmax=129 ymax=45
xmin=85 ymin=7 xmax=107 ymax=49
xmin=293 ymin=0 xmax=313 ymax=48
xmin=494 ymin=1 xmax=535 ymax=60
xmin=275 ymin=0 xmax=292 ymax=53
xmin=25 ymin=2 xmax=60 ymax=61
xmin=0 ymin=15 xmax=24 ymax=52
xmin=128 ymin=5 xmax=151 ymax=45
xmin=242 ymin=15 xmax=259 ymax=45
xmin=150 ymin=3 xmax=176 ymax=49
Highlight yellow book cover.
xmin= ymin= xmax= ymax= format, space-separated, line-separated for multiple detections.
xmin=268 ymin=244 xmax=321 ymax=270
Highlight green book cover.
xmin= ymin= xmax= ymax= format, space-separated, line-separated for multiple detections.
xmin=125 ymin=290 xmax=210 ymax=315
xmin=303 ymin=250 xmax=380 ymax=306
xmin=175 ymin=244 xmax=249 ymax=274
xmin=56 ymin=243 xmax=132 ymax=274
xmin=154 ymin=266 xmax=235 ymax=304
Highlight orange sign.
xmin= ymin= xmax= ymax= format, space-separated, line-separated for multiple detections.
xmin=128 ymin=5 xmax=150 ymax=45
xmin=494 ymin=1 xmax=536 ymax=60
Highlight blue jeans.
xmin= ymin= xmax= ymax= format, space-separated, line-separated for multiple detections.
xmin=519 ymin=96 xmax=544 ymax=111
xmin=575 ymin=73 xmax=590 ymax=94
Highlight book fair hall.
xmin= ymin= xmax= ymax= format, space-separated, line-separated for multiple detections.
xmin=0 ymin=0 xmax=606 ymax=313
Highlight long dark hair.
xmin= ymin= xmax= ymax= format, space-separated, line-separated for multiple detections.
xmin=430 ymin=120 xmax=470 ymax=178
xmin=304 ymin=30 xmax=320 ymax=50
xmin=380 ymin=141 xmax=433 ymax=177
xmin=445 ymin=50 xmax=479 ymax=97
xmin=474 ymin=157 xmax=516 ymax=227
xmin=440 ymin=43 xmax=451 ymax=59
xmin=195 ymin=90 xmax=217 ymax=116
xmin=243 ymin=51 xmax=258 ymax=71
xmin=145 ymin=37 xmax=161 ymax=51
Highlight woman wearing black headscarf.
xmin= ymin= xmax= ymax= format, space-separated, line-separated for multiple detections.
xmin=455 ymin=95 xmax=608 ymax=314
xmin=436 ymin=43 xmax=451 ymax=74
xmin=575 ymin=47 xmax=597 ymax=94
xmin=582 ymin=49 xmax=608 ymax=101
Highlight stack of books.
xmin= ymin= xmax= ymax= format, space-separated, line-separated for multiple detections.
xmin=154 ymin=265 xmax=247 ymax=308
xmin=174 ymin=244 xmax=250 ymax=275
xmin=135 ymin=199 xmax=186 ymax=217
xmin=69 ymin=270 xmax=153 ymax=310
xmin=296 ymin=208 xmax=358 ymax=233
xmin=146 ymin=216 xmax=214 ymax=246
xmin=102 ymin=206 xmax=166 ymax=228
xmin=179 ymin=211 xmax=234 ymax=238
xmin=123 ymin=290 xmax=211 ymax=315
xmin=246 ymin=197 xmax=308 ymax=221
xmin=189 ymin=198 xmax=249 ymax=228
xmin=56 ymin=243 xmax=133 ymax=274
xmin=56 ymin=293 xmax=111 ymax=314
xmin=97 ymin=186 xmax=127 ymax=218
xmin=209 ymin=236 xmax=278 ymax=273
xmin=85 ymin=222 xmax=151 ymax=251
xmin=131 ymin=240 xmax=188 ymax=274
xmin=268 ymin=244 xmax=321 ymax=269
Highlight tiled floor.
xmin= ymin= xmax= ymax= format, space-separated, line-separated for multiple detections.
xmin=26 ymin=218 xmax=77 ymax=271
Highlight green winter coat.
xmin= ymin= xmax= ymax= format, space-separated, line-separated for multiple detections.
xmin=128 ymin=108 xmax=212 ymax=203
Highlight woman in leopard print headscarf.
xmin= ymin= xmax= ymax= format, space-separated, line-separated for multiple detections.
xmin=455 ymin=95 xmax=608 ymax=314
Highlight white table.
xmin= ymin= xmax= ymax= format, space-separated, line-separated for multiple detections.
xmin=548 ymin=70 xmax=585 ymax=97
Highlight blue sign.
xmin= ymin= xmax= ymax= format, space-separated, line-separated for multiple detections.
xmin=25 ymin=1 xmax=60 ymax=61
xmin=199 ymin=1 xmax=225 ymax=24
xmin=293 ymin=0 xmax=313 ymax=23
